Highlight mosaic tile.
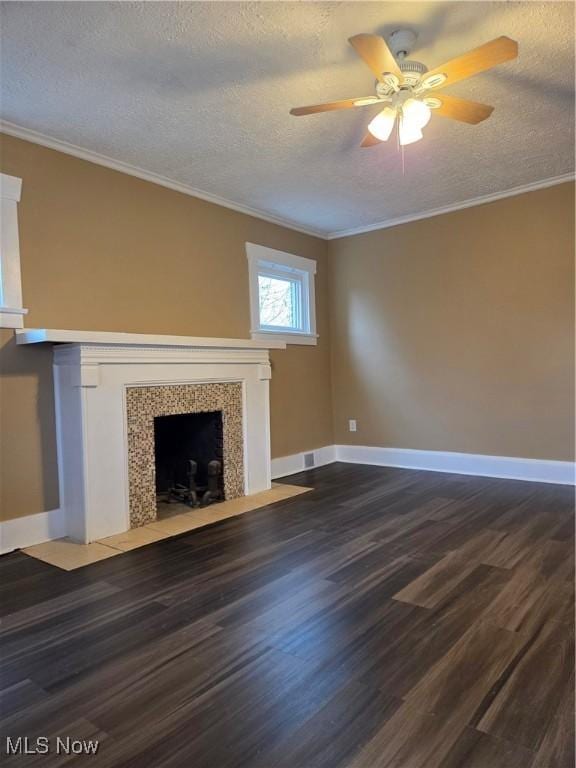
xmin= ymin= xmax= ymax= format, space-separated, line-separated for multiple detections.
xmin=126 ymin=383 xmax=244 ymax=527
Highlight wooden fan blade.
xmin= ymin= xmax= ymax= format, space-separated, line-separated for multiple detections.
xmin=360 ymin=132 xmax=385 ymax=148
xmin=290 ymin=97 xmax=381 ymax=116
xmin=423 ymin=36 xmax=518 ymax=88
xmin=349 ymin=33 xmax=402 ymax=82
xmin=431 ymin=94 xmax=494 ymax=124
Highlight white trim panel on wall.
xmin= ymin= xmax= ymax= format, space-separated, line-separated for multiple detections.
xmin=271 ymin=444 xmax=575 ymax=485
xmin=335 ymin=445 xmax=576 ymax=486
xmin=0 ymin=172 xmax=29 ymax=328
xmin=0 ymin=508 xmax=65 ymax=555
xmin=271 ymin=445 xmax=337 ymax=479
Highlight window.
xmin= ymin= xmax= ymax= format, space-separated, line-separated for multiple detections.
xmin=246 ymin=243 xmax=317 ymax=345
xmin=0 ymin=173 xmax=27 ymax=329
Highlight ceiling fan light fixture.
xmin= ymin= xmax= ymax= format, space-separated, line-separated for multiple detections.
xmin=398 ymin=116 xmax=424 ymax=146
xmin=396 ymin=97 xmax=430 ymax=145
xmin=402 ymin=97 xmax=432 ymax=128
xmin=290 ymin=32 xmax=518 ymax=149
xmin=367 ymin=107 xmax=396 ymax=141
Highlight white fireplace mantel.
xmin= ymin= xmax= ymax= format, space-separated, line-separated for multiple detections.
xmin=17 ymin=329 xmax=284 ymax=543
xmin=15 ymin=328 xmax=287 ymax=349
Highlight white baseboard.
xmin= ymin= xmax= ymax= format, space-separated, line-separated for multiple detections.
xmin=335 ymin=445 xmax=576 ymax=486
xmin=272 ymin=444 xmax=575 ymax=485
xmin=0 ymin=508 xmax=65 ymax=555
xmin=271 ymin=445 xmax=337 ymax=479
xmin=2 ymin=445 xmax=572 ymax=554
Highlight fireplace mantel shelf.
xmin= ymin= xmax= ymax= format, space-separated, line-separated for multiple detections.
xmin=15 ymin=328 xmax=286 ymax=350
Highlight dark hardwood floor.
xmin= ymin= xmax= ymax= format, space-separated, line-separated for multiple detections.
xmin=1 ymin=463 xmax=574 ymax=767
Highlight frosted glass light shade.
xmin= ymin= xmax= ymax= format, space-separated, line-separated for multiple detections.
xmin=398 ymin=119 xmax=423 ymax=146
xmin=398 ymin=97 xmax=430 ymax=145
xmin=367 ymin=107 xmax=396 ymax=141
xmin=402 ymin=98 xmax=432 ymax=128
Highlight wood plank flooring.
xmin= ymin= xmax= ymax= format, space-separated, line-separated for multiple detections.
xmin=0 ymin=463 xmax=574 ymax=767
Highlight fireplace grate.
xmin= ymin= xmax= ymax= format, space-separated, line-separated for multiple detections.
xmin=166 ymin=458 xmax=223 ymax=508
xmin=154 ymin=410 xmax=225 ymax=510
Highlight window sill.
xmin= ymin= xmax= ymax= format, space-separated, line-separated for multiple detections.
xmin=0 ymin=307 xmax=28 ymax=329
xmin=251 ymin=330 xmax=318 ymax=346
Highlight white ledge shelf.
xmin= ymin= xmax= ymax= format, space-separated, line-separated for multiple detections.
xmin=15 ymin=328 xmax=286 ymax=350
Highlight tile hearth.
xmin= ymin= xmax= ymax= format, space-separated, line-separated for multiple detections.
xmin=22 ymin=484 xmax=312 ymax=570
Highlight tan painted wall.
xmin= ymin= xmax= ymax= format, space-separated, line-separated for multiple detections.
xmin=1 ymin=135 xmax=572 ymax=523
xmin=0 ymin=134 xmax=333 ymax=521
xmin=329 ymin=183 xmax=575 ymax=461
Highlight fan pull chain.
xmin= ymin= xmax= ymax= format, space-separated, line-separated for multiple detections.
xmin=398 ymin=109 xmax=405 ymax=176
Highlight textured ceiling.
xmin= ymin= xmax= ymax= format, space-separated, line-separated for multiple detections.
xmin=1 ymin=1 xmax=574 ymax=236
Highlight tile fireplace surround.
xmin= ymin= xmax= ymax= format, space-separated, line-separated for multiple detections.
xmin=126 ymin=382 xmax=244 ymax=528
xmin=16 ymin=329 xmax=285 ymax=543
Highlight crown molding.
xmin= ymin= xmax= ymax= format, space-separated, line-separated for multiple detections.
xmin=2 ymin=119 xmax=573 ymax=242
xmin=326 ymin=173 xmax=576 ymax=239
xmin=0 ymin=120 xmax=327 ymax=240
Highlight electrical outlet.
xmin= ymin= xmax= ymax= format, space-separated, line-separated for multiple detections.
xmin=349 ymin=419 xmax=357 ymax=432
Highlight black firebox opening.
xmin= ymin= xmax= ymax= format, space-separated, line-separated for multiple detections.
xmin=154 ymin=411 xmax=224 ymax=506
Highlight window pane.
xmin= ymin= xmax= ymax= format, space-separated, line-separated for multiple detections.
xmin=258 ymin=274 xmax=299 ymax=329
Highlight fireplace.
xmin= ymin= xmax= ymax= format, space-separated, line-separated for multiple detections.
xmin=154 ymin=410 xmax=224 ymax=511
xmin=126 ymin=382 xmax=245 ymax=528
xmin=18 ymin=329 xmax=280 ymax=543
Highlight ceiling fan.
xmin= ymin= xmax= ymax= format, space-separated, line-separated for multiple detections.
xmin=290 ymin=30 xmax=518 ymax=147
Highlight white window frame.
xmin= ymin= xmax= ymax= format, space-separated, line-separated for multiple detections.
xmin=0 ymin=173 xmax=28 ymax=329
xmin=246 ymin=242 xmax=318 ymax=346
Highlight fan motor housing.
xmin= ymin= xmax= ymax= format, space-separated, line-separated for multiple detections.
xmin=375 ymin=58 xmax=428 ymax=97
xmin=399 ymin=59 xmax=428 ymax=87
xmin=373 ymin=30 xmax=429 ymax=92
